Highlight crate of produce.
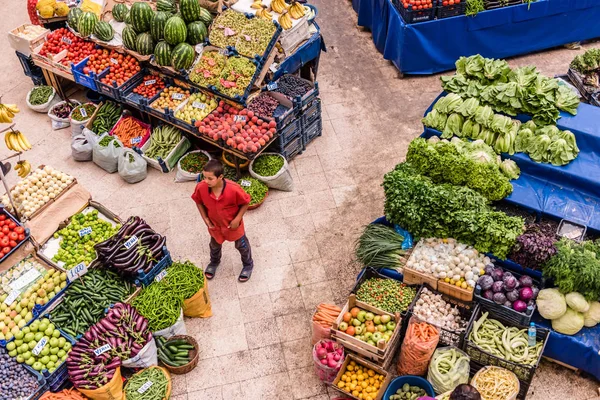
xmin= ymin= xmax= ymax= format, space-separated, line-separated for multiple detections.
xmin=31 ymin=43 xmax=73 ymax=80
xmin=96 ymin=67 xmax=143 ymax=102
xmin=303 ymin=116 xmax=323 ymax=146
xmin=0 ymin=206 xmax=30 ymax=263
xmin=268 ymin=119 xmax=302 ymax=153
xmin=409 ymin=284 xmax=478 ymax=348
xmin=205 ymin=56 xmax=265 ymax=104
xmin=0 ymin=347 xmax=47 ymax=400
xmin=109 ymin=115 xmax=151 ymax=149
xmin=474 ymin=265 xmax=541 ymax=326
xmin=71 ymin=56 xmax=107 ymax=91
xmin=268 ymin=131 xmax=304 ymax=160
xmin=464 ymin=306 xmax=549 ymax=387
xmin=86 ymin=100 xmax=124 ymax=135
xmin=332 ymin=354 xmax=392 ymax=400
xmin=394 ymin=0 xmax=436 ymax=23
xmin=436 ymin=0 xmax=467 ymax=18
xmin=121 ymin=71 xmax=166 ymax=110
xmin=248 ymin=91 xmax=296 ymax=131
xmin=301 ymin=99 xmax=321 ymax=129
xmin=8 ymin=24 xmax=49 ymax=56
xmin=147 ymin=85 xmax=193 ymax=120
xmin=171 ymin=91 xmax=219 ymax=132
xmin=403 ymin=266 xmax=439 ymax=289
xmin=140 ymin=125 xmax=191 ymax=173
xmin=134 ymin=247 xmax=172 ymax=286
xmin=567 ymin=68 xmax=594 ymax=102
xmin=484 ymin=0 xmax=521 ymax=9
xmin=269 ymin=74 xmax=319 ymax=112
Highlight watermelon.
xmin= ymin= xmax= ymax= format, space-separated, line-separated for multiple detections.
xmin=94 ymin=20 xmax=114 ymax=41
xmin=171 ymin=42 xmax=195 ymax=70
xmin=136 ymin=32 xmax=155 ymax=55
xmin=164 ymin=16 xmax=187 ymax=45
xmin=124 ymin=11 xmax=131 ymax=24
xmin=78 ymin=12 xmax=98 ymax=37
xmin=157 ymin=0 xmax=177 ymax=14
xmin=197 ymin=8 xmax=213 ymax=26
xmin=154 ymin=41 xmax=173 ymax=66
xmin=112 ymin=3 xmax=128 ymax=22
xmin=186 ymin=21 xmax=207 ymax=45
xmin=151 ymin=11 xmax=169 ymax=42
xmin=122 ymin=25 xmax=138 ymax=51
xmin=180 ymin=0 xmax=201 ymax=23
xmin=130 ymin=1 xmax=153 ymax=33
xmin=67 ymin=7 xmax=82 ymax=31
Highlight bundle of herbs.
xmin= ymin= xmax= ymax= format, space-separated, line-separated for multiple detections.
xmin=509 ymin=221 xmax=557 ymax=270
xmin=570 ymin=48 xmax=600 ymax=90
xmin=355 ymin=224 xmax=408 ymax=270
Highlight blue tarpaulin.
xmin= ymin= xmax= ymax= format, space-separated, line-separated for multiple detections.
xmin=275 ymin=27 xmax=326 ymax=81
xmin=351 ymin=0 xmax=600 ymax=75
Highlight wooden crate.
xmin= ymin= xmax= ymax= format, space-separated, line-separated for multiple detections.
xmin=437 ymin=280 xmax=473 ymax=302
xmin=331 ymin=295 xmax=401 ymax=360
xmin=402 ymin=266 xmax=438 ymax=289
xmin=31 ymin=43 xmax=74 ymax=80
xmin=332 ymin=354 xmax=392 ymax=400
xmin=8 ymin=24 xmax=49 ymax=56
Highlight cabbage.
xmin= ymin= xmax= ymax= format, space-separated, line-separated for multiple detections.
xmin=536 ymin=288 xmax=567 ymax=320
xmin=583 ymin=302 xmax=600 ymax=327
xmin=565 ymin=292 xmax=590 ymax=313
xmin=500 ymin=159 xmax=520 ymax=180
xmin=552 ymin=307 xmax=584 ymax=335
xmin=477 ymin=275 xmax=494 ymax=291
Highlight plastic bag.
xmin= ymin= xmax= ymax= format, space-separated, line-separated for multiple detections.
xmin=311 ymin=308 xmax=331 ymax=345
xmin=118 ymin=149 xmax=148 ymax=184
xmin=394 ymin=224 xmax=414 ymax=250
xmin=93 ymin=133 xmax=123 ymax=173
xmin=26 ymin=86 xmax=57 ymax=113
xmin=427 ymin=347 xmax=470 ymax=394
xmin=398 ymin=316 xmax=440 ymax=376
xmin=183 ymin=284 xmax=212 ymax=318
xmin=249 ymin=152 xmax=294 ymax=191
xmin=78 ymin=366 xmax=124 ymax=400
xmin=48 ymin=100 xmax=80 ymax=130
xmin=70 ymin=103 xmax=95 ymax=137
xmin=71 ymin=129 xmax=96 ymax=161
xmin=313 ymin=339 xmax=344 ymax=383
xmin=122 ymin=338 xmax=158 ymax=368
xmin=153 ymin=310 xmax=187 ymax=339
xmin=174 ymin=150 xmax=212 ymax=183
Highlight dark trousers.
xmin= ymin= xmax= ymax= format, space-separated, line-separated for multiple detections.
xmin=209 ymin=235 xmax=254 ymax=269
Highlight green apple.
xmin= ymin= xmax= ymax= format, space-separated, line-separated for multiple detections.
xmin=352 ymin=319 xmax=361 ymax=327
xmin=380 ymin=315 xmax=391 ymax=324
xmin=372 ymin=332 xmax=383 ymax=342
xmin=377 ymin=324 xmax=387 ymax=333
xmin=373 ymin=315 xmax=381 ymax=325
xmin=338 ymin=322 xmax=348 ymax=331
xmin=355 ymin=326 xmax=364 ymax=335
xmin=365 ymin=312 xmax=374 ymax=321
xmin=357 ymin=311 xmax=367 ymax=322
xmin=386 ymin=321 xmax=397 ymax=331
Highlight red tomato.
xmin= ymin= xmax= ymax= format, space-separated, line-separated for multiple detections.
xmin=2 ymin=226 xmax=9 ymax=234
xmin=2 ymin=246 xmax=10 ymax=254
xmin=0 ymin=252 xmax=5 ymax=259
xmin=8 ymin=232 xmax=18 ymax=241
xmin=18 ymin=234 xmax=25 ymax=241
xmin=14 ymin=226 xmax=24 ymax=234
xmin=8 ymin=221 xmax=16 ymax=229
xmin=9 ymin=240 xmax=17 ymax=248
xmin=0 ymin=215 xmax=6 ymax=221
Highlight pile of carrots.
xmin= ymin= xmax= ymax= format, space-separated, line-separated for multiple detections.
xmin=111 ymin=116 xmax=148 ymax=148
xmin=397 ymin=318 xmax=439 ymax=376
xmin=313 ymin=303 xmax=342 ymax=328
xmin=40 ymin=389 xmax=87 ymax=400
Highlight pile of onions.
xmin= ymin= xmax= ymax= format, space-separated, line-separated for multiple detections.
xmin=314 ymin=340 xmax=344 ymax=369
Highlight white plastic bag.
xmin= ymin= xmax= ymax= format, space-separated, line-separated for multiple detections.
xmin=93 ymin=133 xmax=123 ymax=173
xmin=153 ymin=310 xmax=187 ymax=339
xmin=70 ymin=104 xmax=94 ymax=137
xmin=122 ymin=338 xmax=158 ymax=368
xmin=249 ymin=152 xmax=294 ymax=191
xmin=26 ymin=86 xmax=57 ymax=113
xmin=71 ymin=131 xmax=94 ymax=161
xmin=48 ymin=100 xmax=80 ymax=130
xmin=118 ymin=149 xmax=148 ymax=184
xmin=427 ymin=347 xmax=470 ymax=395
xmin=174 ymin=150 xmax=212 ymax=183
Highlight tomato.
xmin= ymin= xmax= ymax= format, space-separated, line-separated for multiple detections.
xmin=3 ymin=247 xmax=11 ymax=254
xmin=9 ymin=240 xmax=17 ymax=248
xmin=9 ymin=232 xmax=18 ymax=241
xmin=0 ymin=214 xmax=6 ymax=221
xmin=2 ymin=226 xmax=9 ymax=234
xmin=18 ymin=234 xmax=25 ymax=241
xmin=8 ymin=221 xmax=16 ymax=229
xmin=1 ymin=237 xmax=9 ymax=247
xmin=0 ymin=252 xmax=5 ymax=259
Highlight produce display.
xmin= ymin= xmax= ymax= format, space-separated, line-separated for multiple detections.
xmin=94 ymin=216 xmax=167 ymax=279
xmin=174 ymin=92 xmax=218 ymax=124
xmin=197 ymin=102 xmax=277 ymax=154
xmin=179 ymin=151 xmax=209 ymax=173
xmin=208 ymin=9 xmax=248 ymax=48
xmin=388 ymin=383 xmax=427 ymax=400
xmin=28 ymin=86 xmax=54 ymax=105
xmin=397 ymin=319 xmax=439 ymax=376
xmin=67 ymin=303 xmax=152 ymax=390
xmin=312 ymin=303 xmax=342 ymax=331
xmin=83 ymin=49 xmax=112 ymax=76
xmin=9 ymin=317 xmax=72 ymax=373
xmin=161 ymin=260 xmax=205 ymax=299
xmin=70 ymin=103 xmax=96 ymax=121
xmin=0 ymin=347 xmax=43 ymax=400
xmin=37 ymin=28 xmax=96 ymax=67
xmin=468 ymin=312 xmax=543 ymax=365
xmin=355 ymin=277 xmax=416 ymax=314
xmin=235 ymin=17 xmax=277 ymax=58
xmin=355 ymin=224 xmax=408 ymax=271
xmin=156 ymin=336 xmax=194 ymax=367
xmin=476 ymin=266 xmax=539 ymax=312
xmin=189 ymin=50 xmax=227 ymax=87
xmin=110 ymin=116 xmax=148 ymax=148
xmin=248 ymin=92 xmax=280 ymax=118
xmin=124 ymin=367 xmax=170 ymax=399
xmin=50 ymin=269 xmax=136 ymax=337
xmin=251 ymin=153 xmax=284 ymax=176
xmin=337 ymin=307 xmax=397 ymax=346
xmin=131 ymin=281 xmax=182 ymax=331
xmin=131 ymin=75 xmax=166 ymax=99
xmin=40 ymin=388 xmax=87 ymax=400
xmin=0 ymin=212 xmax=27 ymax=259
xmin=240 ymin=177 xmax=268 ymax=206
xmin=144 ymin=125 xmax=183 ymax=159
xmin=570 ymin=48 xmax=600 ymax=92
xmin=427 ymin=347 xmax=470 ymax=395
xmin=217 ymin=56 xmax=257 ymax=98
xmin=470 ymin=366 xmax=519 ymax=400
xmin=0 ymin=256 xmax=45 ymax=296
xmin=383 ymin=163 xmax=524 ymax=259
xmin=49 ymin=102 xmax=77 ymax=120
xmin=413 ymin=288 xmax=467 ymax=332
xmin=273 ymin=74 xmax=313 ymax=99
xmin=336 ymin=359 xmax=385 ymax=399
xmin=1 ymin=166 xmax=75 ymax=219
xmin=98 ymin=52 xmax=141 ymax=87
xmin=150 ymin=86 xmax=191 ymax=112
xmin=91 ymin=101 xmax=122 ymax=135
xmin=441 ymin=55 xmax=580 ymax=124
xmin=314 ymin=340 xmax=344 ymax=370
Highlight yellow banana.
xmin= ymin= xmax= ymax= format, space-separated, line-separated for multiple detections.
xmin=16 ymin=161 xmax=30 ymax=178
xmin=278 ymin=10 xmax=292 ymax=29
xmin=289 ymin=2 xmax=304 ymax=19
xmin=251 ymin=1 xmax=263 ymax=9
xmin=0 ymin=108 xmax=10 ymax=124
xmin=271 ymin=0 xmax=287 ymax=14
xmin=4 ymin=132 xmax=12 ymax=151
xmin=4 ymin=105 xmax=19 ymax=115
xmin=15 ymin=131 xmax=31 ymax=151
xmin=8 ymin=132 xmax=22 ymax=152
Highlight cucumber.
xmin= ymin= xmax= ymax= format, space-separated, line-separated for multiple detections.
xmin=167 ymin=339 xmax=189 ymax=346
xmin=167 ymin=345 xmax=180 ymax=354
xmin=174 ymin=351 xmax=189 ymax=357
xmin=177 ymin=344 xmax=194 ymax=350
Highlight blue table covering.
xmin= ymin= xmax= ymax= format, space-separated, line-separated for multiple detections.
xmin=352 ymin=0 xmax=600 ymax=75
xmin=275 ymin=27 xmax=326 ymax=80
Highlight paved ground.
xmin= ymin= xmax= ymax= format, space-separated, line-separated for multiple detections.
xmin=2 ymin=0 xmax=600 ymax=398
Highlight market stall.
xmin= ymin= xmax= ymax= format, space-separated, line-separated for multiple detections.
xmin=351 ymin=0 xmax=600 ymax=75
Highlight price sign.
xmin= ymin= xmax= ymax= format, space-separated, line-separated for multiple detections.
xmin=192 ymin=101 xmax=206 ymax=110
xmin=269 ymin=63 xmax=279 ymax=73
xmin=219 ymin=48 xmax=229 ymax=55
xmin=110 ymin=58 xmax=118 ymax=65
xmin=138 ymin=381 xmax=153 ymax=394
xmin=10 ymin=269 xmax=41 ymax=291
xmin=267 ymin=82 xmax=278 ymax=91
xmin=62 ymin=37 xmax=72 ymax=45
xmin=4 ymin=290 xmax=20 ymax=305
xmin=93 ymin=344 xmax=111 ymax=356
xmin=78 ymin=227 xmax=92 ymax=237
xmin=80 ymin=108 xmax=88 ymax=118
xmin=67 ymin=262 xmax=88 ymax=282
xmin=172 ymin=93 xmax=185 ymax=100
xmin=155 ymin=270 xmax=167 ymax=282
xmin=32 ymin=337 xmax=48 ymax=356
xmin=131 ymin=137 xmax=143 ymax=145
xmin=240 ymin=179 xmax=251 ymax=187
xmin=124 ymin=235 xmax=139 ymax=250
xmin=234 ymin=115 xmax=246 ymax=123
xmin=144 ymin=79 xmax=156 ymax=86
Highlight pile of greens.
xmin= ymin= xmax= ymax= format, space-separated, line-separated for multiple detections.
xmin=240 ymin=177 xmax=268 ymax=206
xmin=441 ymin=55 xmax=580 ymax=124
xmin=570 ymin=48 xmax=600 ymax=90
xmin=542 ymin=239 xmax=600 ymax=300
xmin=406 ymin=137 xmax=514 ymax=201
xmin=252 ymin=154 xmax=284 ymax=177
xmin=383 ymin=163 xmax=524 ymax=259
xmin=355 ymin=224 xmax=407 ymax=270
xmin=514 ymin=121 xmax=579 ymax=166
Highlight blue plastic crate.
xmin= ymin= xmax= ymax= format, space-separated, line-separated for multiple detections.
xmin=275 ymin=134 xmax=304 ymax=160
xmin=96 ymin=69 xmax=144 ymax=102
xmin=0 ymin=347 xmax=47 ymax=399
xmin=301 ymin=99 xmax=321 ymax=129
xmin=383 ymin=376 xmax=435 ymax=399
xmin=303 ymin=116 xmax=322 ymax=146
xmin=269 ymin=119 xmax=302 ymax=153
xmin=16 ymin=51 xmax=44 ymax=80
xmin=122 ymin=72 xmax=164 ymax=109
xmin=72 ymin=57 xmax=106 ymax=91
xmin=134 ymin=246 xmax=173 ymax=286
xmin=394 ymin=0 xmax=436 ymax=23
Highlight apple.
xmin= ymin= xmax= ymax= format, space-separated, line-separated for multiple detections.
xmin=373 ymin=315 xmax=381 ymax=325
xmin=381 ymin=315 xmax=391 ymax=324
xmin=377 ymin=324 xmax=387 ymax=333
xmin=357 ymin=311 xmax=367 ymax=322
xmin=372 ymin=332 xmax=383 ymax=342
xmin=352 ymin=319 xmax=361 ymax=327
xmin=386 ymin=321 xmax=397 ymax=331
xmin=338 ymin=322 xmax=348 ymax=332
xmin=365 ymin=312 xmax=374 ymax=321
xmin=355 ymin=326 xmax=364 ymax=335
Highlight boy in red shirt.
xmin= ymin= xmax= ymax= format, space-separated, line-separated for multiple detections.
xmin=191 ymin=159 xmax=254 ymax=282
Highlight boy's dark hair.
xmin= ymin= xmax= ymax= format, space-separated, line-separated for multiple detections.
xmin=450 ymin=384 xmax=481 ymax=400
xmin=203 ymin=159 xmax=224 ymax=178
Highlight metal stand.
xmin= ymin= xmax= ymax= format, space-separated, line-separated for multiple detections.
xmin=0 ymin=125 xmax=23 ymax=221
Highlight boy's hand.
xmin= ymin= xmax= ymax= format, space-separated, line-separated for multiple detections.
xmin=228 ymin=218 xmax=241 ymax=229
xmin=204 ymin=218 xmax=215 ymax=229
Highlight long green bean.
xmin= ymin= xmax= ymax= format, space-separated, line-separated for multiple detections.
xmin=163 ymin=260 xmax=205 ymax=299
xmin=132 ymin=282 xmax=182 ymax=331
xmin=124 ymin=367 xmax=170 ymax=400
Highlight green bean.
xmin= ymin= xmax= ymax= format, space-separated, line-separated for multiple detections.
xmin=163 ymin=260 xmax=205 ymax=299
xmin=124 ymin=367 xmax=170 ymax=400
xmin=29 ymin=86 xmax=54 ymax=105
xmin=132 ymin=282 xmax=182 ymax=331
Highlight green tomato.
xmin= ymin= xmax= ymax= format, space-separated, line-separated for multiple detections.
xmin=25 ymin=357 xmax=35 ymax=365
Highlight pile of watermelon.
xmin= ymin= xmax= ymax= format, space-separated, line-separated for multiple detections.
xmin=67 ymin=8 xmax=114 ymax=42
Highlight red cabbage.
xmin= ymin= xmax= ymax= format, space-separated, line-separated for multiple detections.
xmin=492 ymin=281 xmax=504 ymax=293
xmin=531 ymin=286 xmax=539 ymax=300
xmin=492 ymin=267 xmax=504 ymax=281
xmin=519 ymin=275 xmax=533 ymax=288
xmin=504 ymin=300 xmax=513 ymax=307
xmin=513 ymin=300 xmax=527 ymax=312
xmin=483 ymin=290 xmax=494 ymax=300
xmin=484 ymin=264 xmax=496 ymax=276
xmin=493 ymin=292 xmax=507 ymax=304
xmin=477 ymin=275 xmax=494 ymax=291
xmin=503 ymin=273 xmax=517 ymax=290
xmin=506 ymin=289 xmax=520 ymax=302
xmin=519 ymin=286 xmax=534 ymax=301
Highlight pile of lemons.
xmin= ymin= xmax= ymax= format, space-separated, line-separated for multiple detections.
xmin=337 ymin=360 xmax=385 ymax=400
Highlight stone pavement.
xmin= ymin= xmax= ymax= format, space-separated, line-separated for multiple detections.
xmin=1 ymin=0 xmax=600 ymax=398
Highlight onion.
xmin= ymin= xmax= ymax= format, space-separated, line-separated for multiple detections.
xmin=316 ymin=348 xmax=327 ymax=359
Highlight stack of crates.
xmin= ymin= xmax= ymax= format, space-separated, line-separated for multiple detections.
xmin=300 ymin=97 xmax=322 ymax=147
xmin=265 ymin=91 xmax=305 ymax=160
xmin=15 ymin=51 xmax=45 ymax=86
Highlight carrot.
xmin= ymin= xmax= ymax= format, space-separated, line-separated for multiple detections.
xmin=111 ymin=117 xmax=148 ymax=148
xmin=40 ymin=389 xmax=87 ymax=400
xmin=397 ymin=317 xmax=439 ymax=376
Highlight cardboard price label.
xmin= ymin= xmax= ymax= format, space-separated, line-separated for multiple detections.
xmin=110 ymin=58 xmax=118 ymax=65
xmin=131 ymin=137 xmax=142 ymax=145
xmin=192 ymin=101 xmax=206 ymax=110
xmin=80 ymin=107 xmax=88 ymax=118
xmin=124 ymin=235 xmax=139 ymax=249
xmin=10 ymin=269 xmax=41 ymax=292
xmin=62 ymin=37 xmax=72 ymax=45
xmin=79 ymin=227 xmax=92 ymax=237
xmin=267 ymin=82 xmax=278 ymax=91
xmin=144 ymin=79 xmax=156 ymax=86
xmin=138 ymin=381 xmax=153 ymax=394
xmin=269 ymin=63 xmax=279 ymax=73
xmin=233 ymin=115 xmax=247 ymax=123
xmin=155 ymin=270 xmax=167 ymax=282
xmin=93 ymin=344 xmax=111 ymax=356
xmin=4 ymin=290 xmax=20 ymax=305
xmin=172 ymin=93 xmax=185 ymax=100
xmin=32 ymin=337 xmax=48 ymax=356
xmin=67 ymin=262 xmax=88 ymax=282
xmin=240 ymin=179 xmax=251 ymax=187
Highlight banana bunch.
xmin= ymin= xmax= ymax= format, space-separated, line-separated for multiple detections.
xmin=5 ymin=130 xmax=32 ymax=152
xmin=256 ymin=5 xmax=273 ymax=20
xmin=0 ymin=104 xmax=20 ymax=124
xmin=250 ymin=0 xmax=263 ymax=9
xmin=271 ymin=0 xmax=288 ymax=14
xmin=289 ymin=1 xmax=305 ymax=19
xmin=15 ymin=160 xmax=31 ymax=178
xmin=278 ymin=9 xmax=292 ymax=29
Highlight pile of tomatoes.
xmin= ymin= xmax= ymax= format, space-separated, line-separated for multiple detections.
xmin=401 ymin=0 xmax=437 ymax=9
xmin=82 ymin=48 xmax=114 ymax=75
xmin=99 ymin=52 xmax=141 ymax=87
xmin=132 ymin=75 xmax=166 ymax=98
xmin=0 ymin=213 xmax=26 ymax=259
xmin=39 ymin=28 xmax=95 ymax=66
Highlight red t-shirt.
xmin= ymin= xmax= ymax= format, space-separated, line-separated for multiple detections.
xmin=191 ymin=179 xmax=251 ymax=244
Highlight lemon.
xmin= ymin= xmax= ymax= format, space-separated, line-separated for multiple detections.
xmin=461 ymin=281 xmax=468 ymax=289
xmin=337 ymin=381 xmax=345 ymax=389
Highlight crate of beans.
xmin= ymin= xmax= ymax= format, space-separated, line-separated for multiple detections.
xmin=270 ymin=74 xmax=318 ymax=111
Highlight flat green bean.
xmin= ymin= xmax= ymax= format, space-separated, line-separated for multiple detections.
xmin=124 ymin=367 xmax=170 ymax=400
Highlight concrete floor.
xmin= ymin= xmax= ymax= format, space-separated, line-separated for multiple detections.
xmin=2 ymin=0 xmax=600 ymax=398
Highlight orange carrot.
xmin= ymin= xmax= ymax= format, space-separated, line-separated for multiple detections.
xmin=40 ymin=388 xmax=87 ymax=400
xmin=397 ymin=317 xmax=439 ymax=376
xmin=111 ymin=117 xmax=147 ymax=148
